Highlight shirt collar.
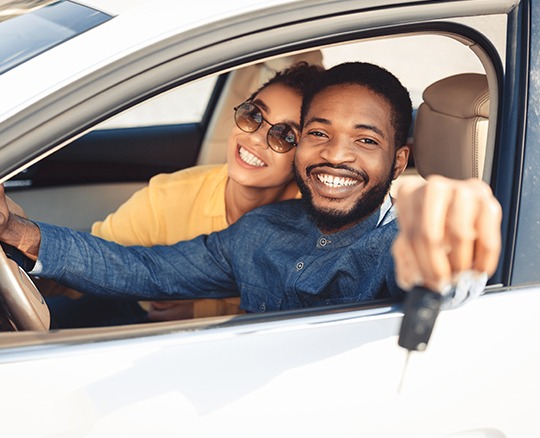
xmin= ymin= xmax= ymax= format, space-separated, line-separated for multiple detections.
xmin=315 ymin=195 xmax=396 ymax=248
xmin=377 ymin=195 xmax=396 ymax=227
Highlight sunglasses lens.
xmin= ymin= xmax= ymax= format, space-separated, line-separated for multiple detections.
xmin=234 ymin=102 xmax=297 ymax=153
xmin=234 ymin=103 xmax=262 ymax=132
xmin=268 ymin=124 xmax=297 ymax=153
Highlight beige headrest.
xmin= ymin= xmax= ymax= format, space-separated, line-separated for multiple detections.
xmin=413 ymin=73 xmax=489 ymax=179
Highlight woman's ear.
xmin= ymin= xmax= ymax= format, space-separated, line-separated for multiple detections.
xmin=393 ymin=145 xmax=410 ymax=180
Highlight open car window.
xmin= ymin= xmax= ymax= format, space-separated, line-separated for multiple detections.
xmin=0 ymin=10 xmax=504 ymax=333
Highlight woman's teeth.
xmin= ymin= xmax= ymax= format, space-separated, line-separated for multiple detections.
xmin=239 ymin=147 xmax=266 ymax=167
xmin=317 ymin=174 xmax=358 ymax=188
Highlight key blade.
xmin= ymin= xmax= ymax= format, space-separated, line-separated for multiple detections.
xmin=397 ymin=350 xmax=411 ymax=393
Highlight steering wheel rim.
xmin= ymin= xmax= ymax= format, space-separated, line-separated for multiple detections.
xmin=0 ymin=245 xmax=49 ymax=331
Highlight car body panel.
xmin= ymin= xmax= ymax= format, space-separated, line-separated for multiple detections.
xmin=0 ymin=0 xmax=538 ymax=436
xmin=1 ymin=288 xmax=539 ymax=437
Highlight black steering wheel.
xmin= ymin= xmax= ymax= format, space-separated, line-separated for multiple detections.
xmin=0 ymin=244 xmax=49 ymax=331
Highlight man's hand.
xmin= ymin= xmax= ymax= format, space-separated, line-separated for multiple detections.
xmin=0 ymin=184 xmax=41 ymax=260
xmin=392 ymin=175 xmax=502 ymax=293
xmin=147 ymin=298 xmax=243 ymax=321
xmin=147 ymin=300 xmax=195 ymax=321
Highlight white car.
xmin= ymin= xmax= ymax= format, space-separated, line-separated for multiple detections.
xmin=0 ymin=0 xmax=539 ymax=437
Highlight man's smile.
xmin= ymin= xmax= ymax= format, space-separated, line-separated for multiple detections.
xmin=308 ymin=166 xmax=367 ymax=199
xmin=316 ymin=173 xmax=358 ymax=188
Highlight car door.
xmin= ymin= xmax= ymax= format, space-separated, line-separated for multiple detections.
xmin=0 ymin=0 xmax=538 ymax=437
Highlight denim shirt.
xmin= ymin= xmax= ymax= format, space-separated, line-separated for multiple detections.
xmin=32 ymin=197 xmax=403 ymax=313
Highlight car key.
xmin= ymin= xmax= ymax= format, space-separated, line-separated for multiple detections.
xmin=397 ymin=286 xmax=443 ymax=392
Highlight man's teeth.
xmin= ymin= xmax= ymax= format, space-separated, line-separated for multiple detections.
xmin=239 ymin=147 xmax=265 ymax=167
xmin=317 ymin=173 xmax=358 ymax=188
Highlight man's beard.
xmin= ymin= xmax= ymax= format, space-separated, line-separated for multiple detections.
xmin=294 ymin=159 xmax=395 ymax=232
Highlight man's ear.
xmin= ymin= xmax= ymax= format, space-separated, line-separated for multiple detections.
xmin=393 ymin=145 xmax=410 ymax=180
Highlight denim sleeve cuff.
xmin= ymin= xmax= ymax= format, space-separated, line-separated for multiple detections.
xmin=442 ymin=271 xmax=488 ymax=309
xmin=29 ymin=221 xmax=69 ymax=278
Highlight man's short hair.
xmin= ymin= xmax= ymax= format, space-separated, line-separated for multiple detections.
xmin=300 ymin=62 xmax=412 ymax=149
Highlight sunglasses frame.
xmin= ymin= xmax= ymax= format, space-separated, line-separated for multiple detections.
xmin=233 ymin=102 xmax=298 ymax=153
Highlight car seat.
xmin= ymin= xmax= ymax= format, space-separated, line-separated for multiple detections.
xmin=413 ymin=72 xmax=490 ymax=180
xmin=389 ymin=73 xmax=491 ymax=198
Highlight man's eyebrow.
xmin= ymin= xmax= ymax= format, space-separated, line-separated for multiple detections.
xmin=355 ymin=123 xmax=386 ymax=139
xmin=304 ymin=116 xmax=331 ymax=127
xmin=304 ymin=117 xmax=386 ymax=139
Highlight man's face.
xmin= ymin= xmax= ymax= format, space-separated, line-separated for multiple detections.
xmin=294 ymin=84 xmax=409 ymax=232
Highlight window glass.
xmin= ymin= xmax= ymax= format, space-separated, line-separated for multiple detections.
xmin=98 ymin=76 xmax=218 ymax=129
xmin=0 ymin=0 xmax=112 ymax=75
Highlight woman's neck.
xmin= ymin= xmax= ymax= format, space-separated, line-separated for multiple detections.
xmin=225 ymin=178 xmax=298 ymax=224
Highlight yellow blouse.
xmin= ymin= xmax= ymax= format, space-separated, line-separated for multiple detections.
xmin=92 ymin=164 xmax=229 ymax=245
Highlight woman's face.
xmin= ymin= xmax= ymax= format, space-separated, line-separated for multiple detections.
xmin=227 ymin=83 xmax=301 ymax=190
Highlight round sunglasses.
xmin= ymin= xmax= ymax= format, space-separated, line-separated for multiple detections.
xmin=233 ymin=102 xmax=298 ymax=153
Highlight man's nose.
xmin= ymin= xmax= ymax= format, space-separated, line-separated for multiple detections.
xmin=319 ymin=136 xmax=356 ymax=164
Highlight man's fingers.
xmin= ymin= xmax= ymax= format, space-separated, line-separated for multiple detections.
xmin=446 ymin=181 xmax=478 ymax=274
xmin=393 ymin=176 xmax=502 ymax=293
xmin=392 ymin=234 xmax=422 ymax=290
xmin=395 ymin=176 xmax=453 ymax=291
xmin=473 ymin=183 xmax=502 ymax=275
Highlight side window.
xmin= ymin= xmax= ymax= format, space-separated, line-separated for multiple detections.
xmin=5 ymin=76 xmax=221 ymax=232
xmin=99 ymin=76 xmax=218 ymax=128
xmin=7 ymin=75 xmax=220 ymax=190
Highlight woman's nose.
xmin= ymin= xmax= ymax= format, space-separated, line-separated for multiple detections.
xmin=248 ymin=124 xmax=270 ymax=149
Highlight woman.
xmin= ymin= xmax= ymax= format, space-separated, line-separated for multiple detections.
xmin=48 ymin=61 xmax=324 ymax=327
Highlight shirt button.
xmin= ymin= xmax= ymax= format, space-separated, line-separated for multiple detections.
xmin=319 ymin=237 xmax=328 ymax=246
xmin=259 ymin=303 xmax=266 ymax=312
xmin=296 ymin=262 xmax=304 ymax=271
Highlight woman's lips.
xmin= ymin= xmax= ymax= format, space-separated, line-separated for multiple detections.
xmin=237 ymin=146 xmax=267 ymax=167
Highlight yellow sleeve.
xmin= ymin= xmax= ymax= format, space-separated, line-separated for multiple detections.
xmin=92 ymin=165 xmax=227 ymax=246
xmin=91 ymin=183 xmax=158 ymax=246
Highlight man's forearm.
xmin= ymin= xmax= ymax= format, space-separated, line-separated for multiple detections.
xmin=1 ymin=214 xmax=41 ymax=260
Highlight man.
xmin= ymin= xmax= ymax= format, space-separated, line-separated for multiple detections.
xmin=0 ymin=62 xmax=502 ymax=310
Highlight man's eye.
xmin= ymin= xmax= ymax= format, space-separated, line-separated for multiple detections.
xmin=359 ymin=138 xmax=378 ymax=145
xmin=308 ymin=130 xmax=327 ymax=138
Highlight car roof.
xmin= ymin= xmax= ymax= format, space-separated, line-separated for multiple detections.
xmin=0 ymin=0 xmax=439 ymax=122
xmin=0 ymin=0 xmax=301 ymax=120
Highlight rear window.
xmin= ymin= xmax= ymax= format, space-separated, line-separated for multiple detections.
xmin=0 ymin=0 xmax=112 ymax=75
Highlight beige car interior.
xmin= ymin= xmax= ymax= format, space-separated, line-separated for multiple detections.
xmin=391 ymin=72 xmax=491 ymax=196
xmin=413 ymin=73 xmax=490 ymax=180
